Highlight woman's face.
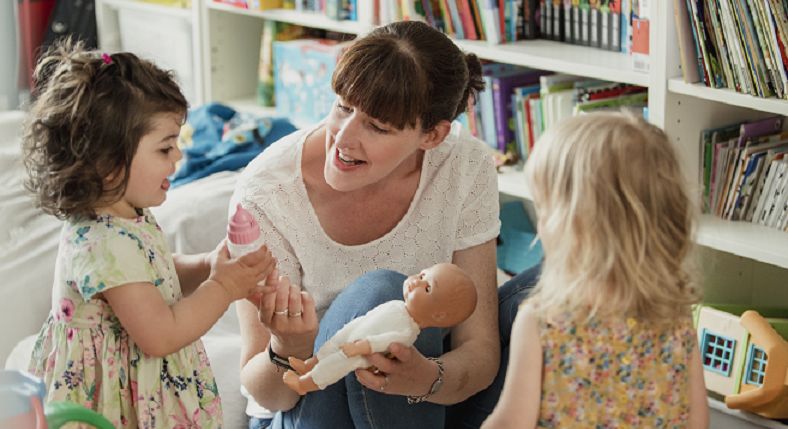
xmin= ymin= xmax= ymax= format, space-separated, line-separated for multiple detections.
xmin=323 ymin=98 xmax=432 ymax=192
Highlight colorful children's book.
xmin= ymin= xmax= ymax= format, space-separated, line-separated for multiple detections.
xmin=492 ymin=69 xmax=549 ymax=152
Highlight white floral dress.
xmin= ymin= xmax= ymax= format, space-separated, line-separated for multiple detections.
xmin=28 ymin=210 xmax=222 ymax=428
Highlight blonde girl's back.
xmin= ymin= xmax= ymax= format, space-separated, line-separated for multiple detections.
xmin=483 ymin=112 xmax=709 ymax=429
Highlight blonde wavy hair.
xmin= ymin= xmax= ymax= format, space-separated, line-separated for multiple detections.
xmin=525 ymin=112 xmax=701 ymax=326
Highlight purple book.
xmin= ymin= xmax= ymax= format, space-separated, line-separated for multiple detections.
xmin=492 ymin=69 xmax=550 ymax=152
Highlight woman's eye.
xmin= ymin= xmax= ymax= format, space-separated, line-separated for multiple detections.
xmin=370 ymin=123 xmax=389 ymax=134
xmin=337 ymin=104 xmax=352 ymax=114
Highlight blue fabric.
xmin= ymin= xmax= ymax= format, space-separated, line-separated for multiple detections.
xmin=171 ymin=103 xmax=297 ymax=187
xmin=271 ymin=270 xmax=446 ymax=429
xmin=269 ymin=264 xmax=542 ymax=428
xmin=248 ymin=416 xmax=272 ymax=429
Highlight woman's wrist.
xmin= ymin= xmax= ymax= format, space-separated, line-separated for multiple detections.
xmin=269 ymin=335 xmax=313 ymax=360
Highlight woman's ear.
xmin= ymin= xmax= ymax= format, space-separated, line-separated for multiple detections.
xmin=419 ymin=120 xmax=452 ymax=150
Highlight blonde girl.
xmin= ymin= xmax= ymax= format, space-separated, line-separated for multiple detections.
xmin=23 ymin=41 xmax=275 ymax=428
xmin=483 ymin=112 xmax=709 ymax=428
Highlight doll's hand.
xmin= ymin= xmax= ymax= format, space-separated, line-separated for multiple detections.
xmin=208 ymin=241 xmax=276 ymax=302
xmin=355 ymin=342 xmax=439 ymax=397
xmin=258 ymin=275 xmax=318 ymax=359
xmin=341 ymin=340 xmax=372 ymax=358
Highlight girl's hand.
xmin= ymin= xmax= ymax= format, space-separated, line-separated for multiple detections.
xmin=355 ymin=342 xmax=437 ymax=397
xmin=208 ymin=241 xmax=276 ymax=302
xmin=257 ymin=274 xmax=318 ymax=359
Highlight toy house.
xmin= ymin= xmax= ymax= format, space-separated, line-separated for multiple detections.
xmin=695 ymin=304 xmax=788 ymax=419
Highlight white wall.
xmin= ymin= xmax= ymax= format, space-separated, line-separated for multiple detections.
xmin=0 ymin=1 xmax=20 ymax=111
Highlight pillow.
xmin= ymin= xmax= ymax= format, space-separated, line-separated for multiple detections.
xmin=0 ymin=112 xmax=61 ymax=364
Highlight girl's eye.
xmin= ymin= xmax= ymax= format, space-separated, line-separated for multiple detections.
xmin=160 ymin=147 xmax=173 ymax=155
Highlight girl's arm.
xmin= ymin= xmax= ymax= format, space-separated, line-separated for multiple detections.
xmin=173 ymin=252 xmax=211 ymax=296
xmin=481 ymin=304 xmax=541 ymax=429
xmin=102 ymin=245 xmax=274 ymax=357
xmin=688 ymin=342 xmax=710 ymax=428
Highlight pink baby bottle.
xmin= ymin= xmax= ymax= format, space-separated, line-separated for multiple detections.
xmin=227 ymin=203 xmax=264 ymax=258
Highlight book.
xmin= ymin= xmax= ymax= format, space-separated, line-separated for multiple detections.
xmin=492 ymin=69 xmax=548 ymax=152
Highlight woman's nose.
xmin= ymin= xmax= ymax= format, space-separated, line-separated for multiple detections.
xmin=334 ymin=115 xmax=362 ymax=149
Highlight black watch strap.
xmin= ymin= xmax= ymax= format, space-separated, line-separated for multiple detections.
xmin=268 ymin=346 xmax=294 ymax=371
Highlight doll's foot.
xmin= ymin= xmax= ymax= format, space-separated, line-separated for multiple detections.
xmin=288 ymin=356 xmax=318 ymax=374
xmin=282 ymin=370 xmax=319 ymax=395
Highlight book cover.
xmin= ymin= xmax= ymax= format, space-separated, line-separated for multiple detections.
xmin=673 ymin=0 xmax=700 ymax=83
xmin=492 ymin=70 xmax=548 ymax=152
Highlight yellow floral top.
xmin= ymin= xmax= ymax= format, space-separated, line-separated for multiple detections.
xmin=537 ymin=313 xmax=696 ymax=428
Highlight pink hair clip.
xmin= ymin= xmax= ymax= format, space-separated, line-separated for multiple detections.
xmin=101 ymin=53 xmax=113 ymax=65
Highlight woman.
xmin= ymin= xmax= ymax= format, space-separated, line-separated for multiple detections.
xmin=232 ymin=21 xmax=501 ymax=428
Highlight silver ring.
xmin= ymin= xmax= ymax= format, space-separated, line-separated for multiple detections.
xmin=289 ymin=311 xmax=302 ymax=318
xmin=380 ymin=376 xmax=389 ymax=391
xmin=274 ymin=309 xmax=288 ymax=316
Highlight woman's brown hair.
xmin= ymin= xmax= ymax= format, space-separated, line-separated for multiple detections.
xmin=23 ymin=39 xmax=187 ymax=220
xmin=332 ymin=21 xmax=484 ymax=131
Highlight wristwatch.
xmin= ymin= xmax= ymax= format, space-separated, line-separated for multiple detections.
xmin=407 ymin=357 xmax=445 ymax=404
xmin=268 ymin=346 xmax=294 ymax=372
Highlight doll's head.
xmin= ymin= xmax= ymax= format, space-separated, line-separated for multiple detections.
xmin=403 ymin=263 xmax=477 ymax=328
xmin=524 ymin=112 xmax=700 ymax=323
xmin=23 ymin=39 xmax=187 ymax=220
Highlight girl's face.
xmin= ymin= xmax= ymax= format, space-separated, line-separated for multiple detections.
xmin=108 ymin=112 xmax=183 ymax=217
xmin=323 ymin=98 xmax=440 ymax=192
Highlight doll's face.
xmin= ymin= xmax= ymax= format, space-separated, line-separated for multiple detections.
xmin=403 ymin=263 xmax=474 ymax=328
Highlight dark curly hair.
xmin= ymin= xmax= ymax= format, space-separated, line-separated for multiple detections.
xmin=332 ymin=20 xmax=485 ymax=131
xmin=23 ymin=39 xmax=187 ymax=220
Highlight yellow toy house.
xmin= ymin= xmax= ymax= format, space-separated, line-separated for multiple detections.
xmin=695 ymin=304 xmax=788 ymax=419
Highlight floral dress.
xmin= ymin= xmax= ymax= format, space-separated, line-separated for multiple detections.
xmin=28 ymin=210 xmax=222 ymax=428
xmin=537 ymin=313 xmax=697 ymax=428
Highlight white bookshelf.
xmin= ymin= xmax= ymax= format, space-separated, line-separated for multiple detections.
xmin=668 ymin=78 xmax=788 ymax=117
xmin=454 ymin=39 xmax=649 ymax=87
xmin=697 ymin=215 xmax=788 ymax=270
xmin=99 ymin=3 xmax=788 ymax=426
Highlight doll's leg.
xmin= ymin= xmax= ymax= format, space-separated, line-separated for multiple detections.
xmin=445 ymin=262 xmax=542 ymax=428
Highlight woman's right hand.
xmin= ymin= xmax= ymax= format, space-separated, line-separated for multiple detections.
xmin=208 ymin=240 xmax=276 ymax=302
xmin=258 ymin=275 xmax=318 ymax=359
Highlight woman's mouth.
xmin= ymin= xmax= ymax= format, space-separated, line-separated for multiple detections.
xmin=337 ymin=151 xmax=364 ymax=166
xmin=161 ymin=179 xmax=170 ymax=191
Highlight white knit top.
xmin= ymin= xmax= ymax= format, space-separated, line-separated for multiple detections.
xmin=231 ymin=121 xmax=500 ymax=316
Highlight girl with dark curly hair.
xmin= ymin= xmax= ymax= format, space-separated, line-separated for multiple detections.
xmin=23 ymin=40 xmax=276 ymax=428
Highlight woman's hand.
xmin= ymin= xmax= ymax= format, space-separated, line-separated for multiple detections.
xmin=257 ymin=274 xmax=318 ymax=359
xmin=354 ymin=342 xmax=438 ymax=397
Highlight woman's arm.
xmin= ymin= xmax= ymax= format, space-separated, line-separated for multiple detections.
xmin=239 ymin=275 xmax=319 ymax=411
xmin=173 ymin=252 xmax=211 ymax=296
xmin=103 ymin=245 xmax=274 ymax=357
xmin=481 ymin=304 xmax=541 ymax=429
xmin=436 ymin=238 xmax=500 ymax=403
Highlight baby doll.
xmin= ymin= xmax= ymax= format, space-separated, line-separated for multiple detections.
xmin=282 ymin=263 xmax=477 ymax=395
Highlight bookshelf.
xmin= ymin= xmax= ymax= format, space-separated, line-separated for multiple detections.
xmin=97 ymin=1 xmax=788 ymax=426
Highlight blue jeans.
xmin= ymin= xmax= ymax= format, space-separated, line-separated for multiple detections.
xmin=269 ymin=265 xmax=540 ymax=429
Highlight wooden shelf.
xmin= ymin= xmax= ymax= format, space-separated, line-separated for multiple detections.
xmin=668 ymin=78 xmax=788 ymax=116
xmin=708 ymin=397 xmax=788 ymax=428
xmin=207 ymin=2 xmax=371 ymax=34
xmin=101 ymin=0 xmax=192 ymax=18
xmin=455 ymin=39 xmax=650 ymax=87
xmin=697 ymin=215 xmax=788 ymax=269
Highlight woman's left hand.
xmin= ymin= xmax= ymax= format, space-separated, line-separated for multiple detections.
xmin=354 ymin=342 xmax=438 ymax=397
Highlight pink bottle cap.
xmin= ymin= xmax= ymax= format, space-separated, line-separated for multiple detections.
xmin=228 ymin=204 xmax=261 ymax=245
